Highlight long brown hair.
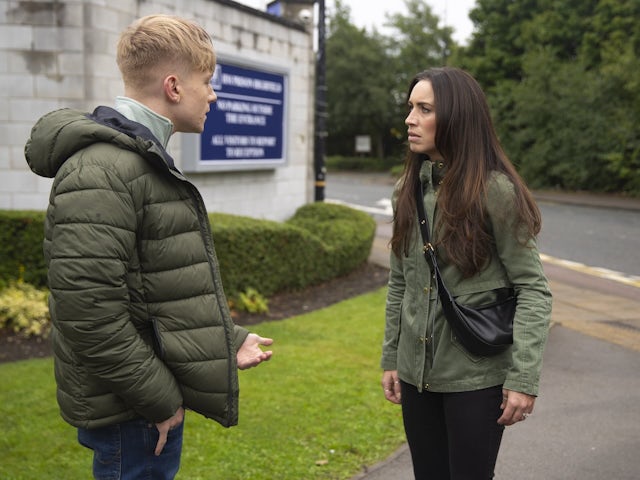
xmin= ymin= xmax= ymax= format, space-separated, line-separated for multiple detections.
xmin=390 ymin=67 xmax=541 ymax=277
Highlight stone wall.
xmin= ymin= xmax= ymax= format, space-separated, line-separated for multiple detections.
xmin=0 ymin=0 xmax=315 ymax=220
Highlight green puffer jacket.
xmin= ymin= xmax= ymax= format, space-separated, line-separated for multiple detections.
xmin=381 ymin=160 xmax=552 ymax=396
xmin=25 ymin=107 xmax=249 ymax=429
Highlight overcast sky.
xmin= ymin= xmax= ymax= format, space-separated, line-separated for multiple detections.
xmin=236 ymin=0 xmax=476 ymax=44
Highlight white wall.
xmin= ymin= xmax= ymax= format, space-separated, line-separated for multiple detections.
xmin=0 ymin=0 xmax=315 ymax=221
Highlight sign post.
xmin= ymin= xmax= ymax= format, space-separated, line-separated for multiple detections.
xmin=314 ymin=0 xmax=326 ymax=201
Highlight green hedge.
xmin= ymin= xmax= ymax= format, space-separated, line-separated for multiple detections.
xmin=212 ymin=202 xmax=376 ymax=296
xmin=287 ymin=201 xmax=375 ymax=276
xmin=0 ymin=203 xmax=376 ymax=296
xmin=0 ymin=211 xmax=47 ymax=289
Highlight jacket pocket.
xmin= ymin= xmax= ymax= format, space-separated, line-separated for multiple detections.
xmin=449 ymin=328 xmax=486 ymax=363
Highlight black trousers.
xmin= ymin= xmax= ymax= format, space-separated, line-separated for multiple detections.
xmin=401 ymin=382 xmax=505 ymax=480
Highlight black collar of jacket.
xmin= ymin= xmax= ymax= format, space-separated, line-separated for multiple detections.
xmin=86 ymin=106 xmax=177 ymax=172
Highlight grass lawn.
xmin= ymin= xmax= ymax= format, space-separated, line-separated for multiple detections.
xmin=0 ymin=287 xmax=406 ymax=480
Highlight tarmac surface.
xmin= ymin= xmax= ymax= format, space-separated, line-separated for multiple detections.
xmin=350 ymin=190 xmax=640 ymax=480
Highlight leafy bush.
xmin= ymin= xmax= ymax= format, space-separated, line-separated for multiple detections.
xmin=0 ymin=202 xmax=376 ymax=302
xmin=210 ymin=213 xmax=325 ymax=297
xmin=229 ymin=287 xmax=269 ymax=314
xmin=0 ymin=211 xmax=47 ymax=289
xmin=211 ymin=202 xmax=376 ymax=296
xmin=287 ymin=202 xmax=376 ymax=276
xmin=0 ymin=281 xmax=50 ymax=338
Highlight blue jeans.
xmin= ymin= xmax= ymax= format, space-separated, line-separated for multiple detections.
xmin=78 ymin=417 xmax=184 ymax=480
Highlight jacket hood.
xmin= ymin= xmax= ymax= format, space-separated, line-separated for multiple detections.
xmin=25 ymin=106 xmax=177 ymax=178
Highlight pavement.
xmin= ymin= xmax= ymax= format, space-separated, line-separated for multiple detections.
xmin=350 ymin=190 xmax=640 ymax=480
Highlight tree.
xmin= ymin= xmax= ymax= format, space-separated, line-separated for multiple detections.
xmin=325 ymin=1 xmax=398 ymax=157
xmin=384 ymin=0 xmax=454 ymax=89
xmin=504 ymin=52 xmax=612 ymax=189
xmin=458 ymin=0 xmax=539 ymax=89
xmin=382 ymin=0 xmax=455 ymax=149
xmin=325 ymin=0 xmax=640 ymax=194
xmin=521 ymin=0 xmax=600 ymax=61
xmin=591 ymin=0 xmax=640 ymax=192
xmin=325 ymin=0 xmax=455 ymax=158
xmin=457 ymin=0 xmax=640 ymax=194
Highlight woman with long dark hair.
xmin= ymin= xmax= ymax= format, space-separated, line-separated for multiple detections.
xmin=381 ymin=67 xmax=552 ymax=479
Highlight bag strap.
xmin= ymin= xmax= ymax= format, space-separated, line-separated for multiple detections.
xmin=415 ymin=181 xmax=514 ymax=304
xmin=414 ymin=180 xmax=456 ymax=305
xmin=414 ymin=180 xmax=438 ymax=271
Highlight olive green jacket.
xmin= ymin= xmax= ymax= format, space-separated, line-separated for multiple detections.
xmin=25 ymin=107 xmax=249 ymax=429
xmin=381 ymin=161 xmax=552 ymax=395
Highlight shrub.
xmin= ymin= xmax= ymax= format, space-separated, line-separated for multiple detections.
xmin=210 ymin=213 xmax=325 ymax=297
xmin=287 ymin=202 xmax=376 ymax=276
xmin=230 ymin=287 xmax=269 ymax=314
xmin=0 ymin=211 xmax=47 ymax=289
xmin=0 ymin=281 xmax=50 ymax=338
xmin=211 ymin=202 xmax=376 ymax=297
xmin=0 ymin=202 xmax=376 ymax=301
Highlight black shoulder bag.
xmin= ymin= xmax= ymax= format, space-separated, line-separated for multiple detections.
xmin=415 ymin=181 xmax=516 ymax=357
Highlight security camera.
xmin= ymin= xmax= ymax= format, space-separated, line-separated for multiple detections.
xmin=298 ymin=8 xmax=312 ymax=24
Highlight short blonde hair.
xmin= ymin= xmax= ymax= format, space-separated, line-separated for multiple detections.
xmin=117 ymin=14 xmax=216 ymax=90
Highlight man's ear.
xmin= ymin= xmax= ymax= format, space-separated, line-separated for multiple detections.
xmin=163 ymin=75 xmax=181 ymax=103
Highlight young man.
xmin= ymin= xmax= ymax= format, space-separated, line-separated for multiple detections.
xmin=25 ymin=14 xmax=273 ymax=479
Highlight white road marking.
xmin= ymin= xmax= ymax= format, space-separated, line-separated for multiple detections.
xmin=539 ymin=254 xmax=640 ymax=288
xmin=326 ymin=198 xmax=392 ymax=217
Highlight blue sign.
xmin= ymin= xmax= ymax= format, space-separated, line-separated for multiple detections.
xmin=267 ymin=2 xmax=282 ymax=16
xmin=200 ymin=62 xmax=286 ymax=165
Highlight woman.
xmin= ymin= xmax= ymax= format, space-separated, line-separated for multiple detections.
xmin=381 ymin=67 xmax=552 ymax=479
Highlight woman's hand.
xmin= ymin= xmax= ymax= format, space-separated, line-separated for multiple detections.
xmin=382 ymin=370 xmax=402 ymax=404
xmin=498 ymin=388 xmax=536 ymax=426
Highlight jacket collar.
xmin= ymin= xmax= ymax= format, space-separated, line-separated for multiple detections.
xmin=419 ymin=158 xmax=447 ymax=188
xmin=114 ymin=96 xmax=173 ymax=149
xmin=86 ymin=106 xmax=177 ymax=171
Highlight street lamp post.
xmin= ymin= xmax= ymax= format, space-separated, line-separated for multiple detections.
xmin=314 ymin=0 xmax=326 ymax=202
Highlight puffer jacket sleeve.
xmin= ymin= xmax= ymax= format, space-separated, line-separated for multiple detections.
xmin=486 ymin=174 xmax=552 ymax=396
xmin=47 ymin=159 xmax=182 ymax=423
xmin=233 ymin=325 xmax=250 ymax=351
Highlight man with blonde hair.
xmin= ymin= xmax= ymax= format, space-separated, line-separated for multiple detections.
xmin=25 ymin=14 xmax=273 ymax=479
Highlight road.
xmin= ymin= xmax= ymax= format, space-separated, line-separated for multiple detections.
xmin=325 ymin=172 xmax=640 ymax=281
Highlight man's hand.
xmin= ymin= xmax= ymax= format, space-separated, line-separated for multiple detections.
xmin=154 ymin=406 xmax=184 ymax=456
xmin=237 ymin=333 xmax=273 ymax=370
